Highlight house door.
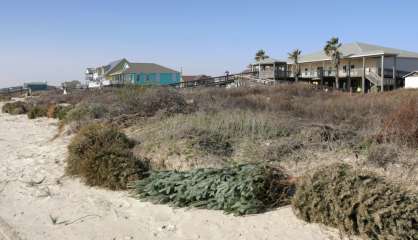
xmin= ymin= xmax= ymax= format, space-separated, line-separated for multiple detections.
xmin=317 ymin=67 xmax=324 ymax=78
xmin=317 ymin=67 xmax=324 ymax=86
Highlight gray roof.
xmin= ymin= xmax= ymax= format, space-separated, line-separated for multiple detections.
xmin=403 ymin=71 xmax=418 ymax=78
xmin=252 ymin=57 xmax=286 ymax=65
xmin=24 ymin=82 xmax=47 ymax=86
xmin=104 ymin=58 xmax=126 ymax=73
xmin=289 ymin=42 xmax=418 ymax=63
xmin=123 ymin=63 xmax=179 ymax=74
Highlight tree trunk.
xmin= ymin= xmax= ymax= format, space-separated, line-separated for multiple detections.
xmin=335 ymin=65 xmax=339 ymax=89
xmin=295 ymin=64 xmax=299 ymax=83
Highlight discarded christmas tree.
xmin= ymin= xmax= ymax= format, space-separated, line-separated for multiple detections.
xmin=132 ymin=164 xmax=294 ymax=215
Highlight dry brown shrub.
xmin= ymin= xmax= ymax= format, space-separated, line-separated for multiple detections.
xmin=47 ymin=104 xmax=58 ymax=118
xmin=66 ymin=123 xmax=148 ymax=190
xmin=115 ymin=87 xmax=192 ymax=117
xmin=27 ymin=106 xmax=48 ymax=119
xmin=367 ymin=144 xmax=399 ymax=168
xmin=292 ymin=163 xmax=418 ymax=240
xmin=263 ymin=139 xmax=303 ymax=162
xmin=379 ymin=99 xmax=418 ymax=147
xmin=2 ymin=101 xmax=32 ymax=115
xmin=0 ymin=95 xmax=11 ymax=102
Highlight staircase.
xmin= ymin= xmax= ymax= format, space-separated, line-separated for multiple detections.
xmin=365 ymin=72 xmax=395 ymax=86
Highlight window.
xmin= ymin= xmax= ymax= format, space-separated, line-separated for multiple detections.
xmin=351 ymin=65 xmax=355 ymax=69
xmin=343 ymin=66 xmax=347 ymax=73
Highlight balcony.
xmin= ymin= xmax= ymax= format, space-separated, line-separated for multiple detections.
xmin=293 ymin=68 xmax=388 ymax=79
xmin=257 ymin=70 xmax=291 ymax=79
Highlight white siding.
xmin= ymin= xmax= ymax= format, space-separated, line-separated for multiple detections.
xmin=405 ymin=76 xmax=418 ymax=88
xmin=293 ymin=57 xmax=418 ymax=78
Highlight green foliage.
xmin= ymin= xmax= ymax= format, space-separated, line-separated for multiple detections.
xmin=255 ymin=49 xmax=269 ymax=61
xmin=64 ymin=104 xmax=108 ymax=123
xmin=66 ymin=123 xmax=148 ymax=190
xmin=292 ymin=163 xmax=418 ymax=240
xmin=132 ymin=164 xmax=294 ymax=215
xmin=27 ymin=106 xmax=48 ymax=119
xmin=54 ymin=105 xmax=74 ymax=120
xmin=2 ymin=101 xmax=32 ymax=115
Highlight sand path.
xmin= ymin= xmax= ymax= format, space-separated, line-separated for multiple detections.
xmin=0 ymin=104 xmax=345 ymax=240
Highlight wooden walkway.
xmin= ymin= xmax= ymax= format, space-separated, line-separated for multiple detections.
xmin=167 ymin=72 xmax=259 ymax=88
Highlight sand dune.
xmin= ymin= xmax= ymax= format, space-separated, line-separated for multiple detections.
xmin=0 ymin=104 xmax=346 ymax=240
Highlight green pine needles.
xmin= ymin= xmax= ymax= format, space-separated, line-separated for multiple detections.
xmin=131 ymin=164 xmax=294 ymax=215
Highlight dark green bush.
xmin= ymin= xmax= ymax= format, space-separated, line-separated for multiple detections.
xmin=2 ymin=101 xmax=32 ymax=115
xmin=66 ymin=123 xmax=148 ymax=190
xmin=27 ymin=106 xmax=48 ymax=119
xmin=132 ymin=164 xmax=294 ymax=215
xmin=292 ymin=163 xmax=418 ymax=240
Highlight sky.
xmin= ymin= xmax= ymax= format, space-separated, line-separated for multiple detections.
xmin=1 ymin=0 xmax=418 ymax=88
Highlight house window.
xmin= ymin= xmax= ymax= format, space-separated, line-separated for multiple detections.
xmin=343 ymin=66 xmax=347 ymax=73
xmin=305 ymin=68 xmax=308 ymax=75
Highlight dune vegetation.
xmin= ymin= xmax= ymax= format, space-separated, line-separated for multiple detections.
xmin=4 ymin=84 xmax=418 ymax=239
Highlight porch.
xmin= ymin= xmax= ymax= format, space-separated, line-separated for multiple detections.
xmin=287 ymin=54 xmax=407 ymax=92
xmin=251 ymin=58 xmax=289 ymax=80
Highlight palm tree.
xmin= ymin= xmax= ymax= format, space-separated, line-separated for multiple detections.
xmin=288 ymin=49 xmax=302 ymax=82
xmin=255 ymin=50 xmax=269 ymax=61
xmin=324 ymin=37 xmax=342 ymax=89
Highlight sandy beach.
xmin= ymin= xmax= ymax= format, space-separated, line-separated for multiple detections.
xmin=0 ymin=104 xmax=344 ymax=240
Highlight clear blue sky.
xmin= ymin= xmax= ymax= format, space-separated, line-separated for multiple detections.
xmin=1 ymin=0 xmax=418 ymax=87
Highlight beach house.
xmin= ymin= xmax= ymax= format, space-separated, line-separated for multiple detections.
xmin=251 ymin=42 xmax=418 ymax=92
xmin=86 ymin=59 xmax=181 ymax=87
xmin=288 ymin=42 xmax=418 ymax=92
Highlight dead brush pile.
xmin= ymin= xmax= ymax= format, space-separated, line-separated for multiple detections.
xmin=49 ymin=87 xmax=194 ymax=130
xmin=292 ymin=163 xmax=418 ymax=240
xmin=132 ymin=164 xmax=294 ymax=215
xmin=66 ymin=123 xmax=148 ymax=190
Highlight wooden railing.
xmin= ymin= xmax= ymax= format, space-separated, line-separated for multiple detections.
xmin=167 ymin=72 xmax=258 ymax=88
xmin=0 ymin=87 xmax=27 ymax=94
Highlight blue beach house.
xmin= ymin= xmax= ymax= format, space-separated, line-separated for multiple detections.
xmin=86 ymin=59 xmax=181 ymax=87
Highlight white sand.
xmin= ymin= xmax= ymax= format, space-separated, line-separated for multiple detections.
xmin=0 ymin=104 xmax=346 ymax=240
